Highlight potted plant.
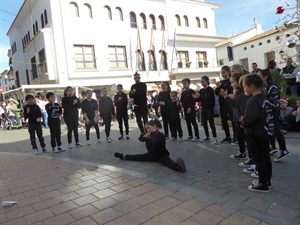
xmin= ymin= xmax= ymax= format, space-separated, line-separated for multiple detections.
xmin=186 ymin=61 xmax=192 ymax=68
xmin=219 ymin=58 xmax=224 ymax=66
xmin=204 ymin=60 xmax=209 ymax=67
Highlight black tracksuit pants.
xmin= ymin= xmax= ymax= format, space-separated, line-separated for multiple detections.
xmin=64 ymin=116 xmax=79 ymax=144
xmin=117 ymin=111 xmax=129 ymax=136
xmin=28 ymin=123 xmax=46 ymax=149
xmin=48 ymin=119 xmax=62 ymax=148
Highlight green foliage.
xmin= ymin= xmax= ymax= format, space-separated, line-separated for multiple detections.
xmin=287 ymin=95 xmax=300 ymax=107
xmin=270 ymin=69 xmax=286 ymax=96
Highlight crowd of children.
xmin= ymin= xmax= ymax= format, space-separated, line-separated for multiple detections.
xmin=1 ymin=62 xmax=299 ymax=193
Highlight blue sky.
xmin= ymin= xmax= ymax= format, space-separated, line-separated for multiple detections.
xmin=0 ymin=0 xmax=295 ymax=72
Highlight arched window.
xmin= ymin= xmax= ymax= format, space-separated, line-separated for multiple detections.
xmin=83 ymin=4 xmax=92 ymax=18
xmin=159 ymin=50 xmax=168 ymax=70
xmin=140 ymin=13 xmax=147 ymax=29
xmin=136 ymin=49 xmax=145 ymax=71
xmin=175 ymin=14 xmax=181 ymax=26
xmin=183 ymin=15 xmax=189 ymax=27
xmin=203 ymin=18 xmax=208 ymax=28
xmin=104 ymin=5 xmax=112 ymax=20
xmin=158 ymin=15 xmax=165 ymax=31
xmin=130 ymin=12 xmax=137 ymax=28
xmin=149 ymin=14 xmax=156 ymax=30
xmin=196 ymin=17 xmax=200 ymax=28
xmin=44 ymin=10 xmax=48 ymax=24
xmin=116 ymin=7 xmax=123 ymax=21
xmin=28 ymin=31 xmax=30 ymax=40
xmin=35 ymin=21 xmax=38 ymax=32
xmin=41 ymin=14 xmax=44 ymax=28
xmin=33 ymin=24 xmax=36 ymax=35
xmin=69 ymin=2 xmax=79 ymax=17
xmin=147 ymin=50 xmax=157 ymax=71
xmin=26 ymin=34 xmax=28 ymax=44
xmin=22 ymin=39 xmax=24 ymax=48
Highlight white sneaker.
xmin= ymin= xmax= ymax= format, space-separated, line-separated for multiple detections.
xmin=34 ymin=148 xmax=39 ymax=155
xmin=178 ymin=137 xmax=183 ymax=141
xmin=243 ymin=165 xmax=256 ymax=174
xmin=75 ymin=142 xmax=83 ymax=147
xmin=58 ymin=146 xmax=65 ymax=152
xmin=86 ymin=140 xmax=91 ymax=146
xmin=126 ymin=135 xmax=130 ymax=140
xmin=170 ymin=137 xmax=177 ymax=141
xmin=68 ymin=143 xmax=73 ymax=149
xmin=213 ymin=139 xmax=218 ymax=145
xmin=107 ymin=137 xmax=113 ymax=143
xmin=53 ymin=147 xmax=60 ymax=153
xmin=97 ymin=138 xmax=103 ymax=143
xmin=192 ymin=137 xmax=202 ymax=142
xmin=42 ymin=147 xmax=50 ymax=153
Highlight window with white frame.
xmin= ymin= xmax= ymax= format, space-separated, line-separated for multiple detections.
xmin=108 ymin=46 xmax=128 ymax=69
xmin=74 ymin=45 xmax=96 ymax=70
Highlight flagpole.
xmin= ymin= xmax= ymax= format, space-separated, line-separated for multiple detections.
xmin=170 ymin=28 xmax=176 ymax=75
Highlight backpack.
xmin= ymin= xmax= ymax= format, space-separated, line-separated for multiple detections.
xmin=261 ymin=99 xmax=275 ymax=136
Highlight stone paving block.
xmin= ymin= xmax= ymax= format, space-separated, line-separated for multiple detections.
xmin=205 ymin=203 xmax=234 ymax=218
xmin=179 ymin=198 xmax=212 ymax=214
xmin=267 ymin=203 xmax=300 ymax=221
xmin=55 ymin=191 xmax=80 ymax=203
xmin=43 ymin=212 xmax=75 ymax=225
xmin=160 ymin=206 xmax=195 ymax=224
xmin=44 ymin=182 xmax=65 ymax=192
xmin=17 ymin=196 xmax=41 ymax=208
xmin=30 ymin=181 xmax=50 ymax=190
xmin=244 ymin=197 xmax=274 ymax=212
xmin=32 ymin=198 xmax=59 ymax=211
xmin=24 ymin=208 xmax=54 ymax=224
xmin=0 ymin=213 xmax=7 ymax=224
xmin=1 ymin=217 xmax=27 ymax=225
xmin=93 ymin=188 xmax=117 ymax=199
xmin=77 ymin=179 xmax=98 ymax=188
xmin=113 ymin=211 xmax=149 ymax=225
xmin=75 ymin=186 xmax=98 ymax=196
xmin=110 ymin=183 xmax=133 ymax=192
xmin=68 ymin=217 xmax=98 ymax=225
xmin=111 ymin=190 xmax=137 ymax=202
xmin=73 ymin=193 xmax=99 ymax=206
xmin=5 ymin=206 xmax=35 ymax=221
xmin=91 ymin=208 xmax=123 ymax=224
xmin=65 ymin=178 xmax=83 ymax=185
xmin=142 ymin=214 xmax=177 ymax=225
xmin=127 ymin=178 xmax=148 ymax=187
xmin=136 ymin=203 xmax=166 ymax=219
xmin=169 ymin=191 xmax=194 ymax=202
xmin=153 ymin=196 xmax=182 ymax=210
xmin=131 ymin=193 xmax=158 ymax=206
xmin=113 ymin=198 xmax=141 ymax=214
xmin=49 ymin=201 xmax=78 ymax=215
xmin=8 ymin=186 xmax=31 ymax=195
xmin=190 ymin=209 xmax=224 ymax=225
xmin=92 ymin=197 xmax=121 ymax=211
xmin=38 ymin=190 xmax=61 ymax=201
xmin=220 ymin=212 xmax=261 ymax=225
xmin=48 ymin=177 xmax=68 ymax=185
xmin=69 ymin=204 xmax=99 ymax=220
xmin=179 ymin=220 xmax=201 ymax=225
xmin=58 ymin=184 xmax=82 ymax=194
xmin=23 ymin=187 xmax=46 ymax=198
xmin=0 ymin=190 xmax=10 ymax=198
xmin=148 ymin=187 xmax=172 ymax=198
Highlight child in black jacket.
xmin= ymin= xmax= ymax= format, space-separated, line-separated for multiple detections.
xmin=99 ymin=88 xmax=115 ymax=143
xmin=114 ymin=84 xmax=130 ymax=140
xmin=241 ymin=74 xmax=273 ymax=193
xmin=62 ymin=86 xmax=83 ymax=149
xmin=45 ymin=92 xmax=65 ymax=153
xmin=114 ymin=119 xmax=186 ymax=172
xmin=24 ymin=94 xmax=49 ymax=155
xmin=169 ymin=91 xmax=183 ymax=141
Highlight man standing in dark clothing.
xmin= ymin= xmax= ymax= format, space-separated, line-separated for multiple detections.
xmin=129 ymin=72 xmax=148 ymax=133
xmin=280 ymin=58 xmax=299 ymax=96
xmin=114 ymin=84 xmax=130 ymax=140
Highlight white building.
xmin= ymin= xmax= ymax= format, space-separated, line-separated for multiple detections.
xmin=7 ymin=0 xmax=227 ymax=97
xmin=216 ymin=24 xmax=300 ymax=71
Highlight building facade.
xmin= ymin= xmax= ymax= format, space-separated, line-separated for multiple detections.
xmin=7 ymin=0 xmax=227 ymax=96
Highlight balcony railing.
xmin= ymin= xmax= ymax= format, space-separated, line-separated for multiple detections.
xmin=38 ymin=61 xmax=48 ymax=76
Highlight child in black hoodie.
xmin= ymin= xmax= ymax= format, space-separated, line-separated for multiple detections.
xmin=45 ymin=92 xmax=65 ymax=153
xmin=62 ymin=86 xmax=83 ymax=149
xmin=114 ymin=119 xmax=186 ymax=172
xmin=99 ymin=88 xmax=115 ymax=143
xmin=23 ymin=94 xmax=49 ymax=155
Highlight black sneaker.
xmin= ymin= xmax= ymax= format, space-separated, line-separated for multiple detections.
xmin=114 ymin=152 xmax=124 ymax=160
xmin=248 ymin=182 xmax=269 ymax=193
xmin=176 ymin=157 xmax=186 ymax=173
xmin=118 ymin=135 xmax=124 ymax=140
xmin=274 ymin=150 xmax=290 ymax=162
xmin=230 ymin=153 xmax=247 ymax=160
xmin=239 ymin=158 xmax=255 ymax=167
xmin=203 ymin=137 xmax=210 ymax=141
xmin=220 ymin=137 xmax=231 ymax=144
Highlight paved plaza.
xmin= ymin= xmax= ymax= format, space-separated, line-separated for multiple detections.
xmin=0 ymin=119 xmax=299 ymax=225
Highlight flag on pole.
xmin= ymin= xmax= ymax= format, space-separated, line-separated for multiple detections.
xmin=173 ymin=29 xmax=178 ymax=56
xmin=150 ymin=28 xmax=156 ymax=62
xmin=137 ymin=27 xmax=143 ymax=60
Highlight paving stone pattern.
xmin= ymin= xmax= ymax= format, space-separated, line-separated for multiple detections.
xmin=0 ymin=120 xmax=299 ymax=225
